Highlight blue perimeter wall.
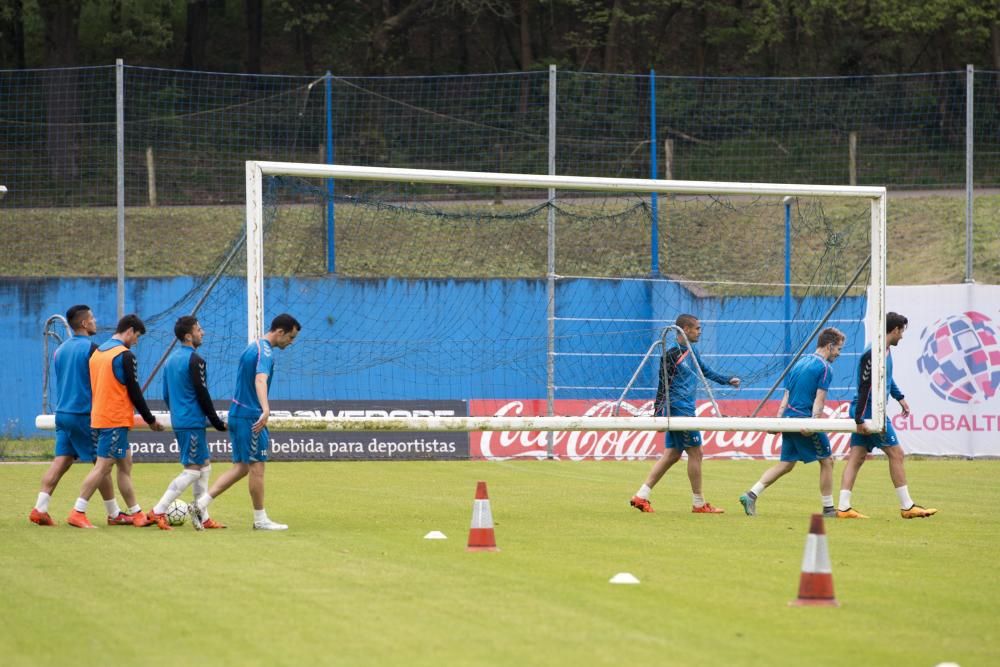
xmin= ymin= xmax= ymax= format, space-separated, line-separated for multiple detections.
xmin=2 ymin=277 xmax=866 ymax=437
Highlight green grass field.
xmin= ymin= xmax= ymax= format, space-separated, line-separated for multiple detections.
xmin=1 ymin=459 xmax=997 ymax=666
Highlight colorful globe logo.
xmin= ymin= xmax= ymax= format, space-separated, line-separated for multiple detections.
xmin=917 ymin=311 xmax=1000 ymax=404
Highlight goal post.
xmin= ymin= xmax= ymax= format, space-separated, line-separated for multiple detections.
xmin=244 ymin=160 xmax=888 ymax=434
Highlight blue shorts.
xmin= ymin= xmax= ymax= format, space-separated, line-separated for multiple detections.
xmin=780 ymin=431 xmax=832 ymax=463
xmin=229 ymin=416 xmax=269 ymax=464
xmin=851 ymin=420 xmax=900 ymax=451
xmin=664 ymin=431 xmax=702 ymax=450
xmin=54 ymin=412 xmax=97 ymax=462
xmin=95 ymin=427 xmax=131 ymax=459
xmin=175 ymin=429 xmax=210 ymax=467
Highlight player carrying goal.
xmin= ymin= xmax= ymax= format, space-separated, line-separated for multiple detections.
xmin=629 ymin=314 xmax=741 ymax=514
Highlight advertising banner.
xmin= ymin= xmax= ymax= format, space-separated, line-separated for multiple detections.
xmin=129 ymin=400 xmax=469 ymax=462
xmin=468 ymin=399 xmax=856 ymax=460
xmin=868 ymin=285 xmax=1000 ymax=457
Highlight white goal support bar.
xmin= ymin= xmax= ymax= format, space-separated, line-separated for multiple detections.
xmin=36 ymin=413 xmax=865 ymax=433
xmin=243 ymin=162 xmax=888 ymax=432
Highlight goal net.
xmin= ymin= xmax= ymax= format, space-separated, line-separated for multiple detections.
xmin=232 ymin=163 xmax=887 ymax=434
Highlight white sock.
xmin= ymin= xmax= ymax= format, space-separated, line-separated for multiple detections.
xmin=253 ymin=509 xmax=267 ymax=523
xmin=821 ymin=495 xmax=834 ymax=508
xmin=838 ymin=490 xmax=852 ymax=512
xmin=196 ymin=493 xmax=213 ymax=511
xmin=35 ymin=492 xmax=51 ymax=513
xmin=635 ymin=484 xmax=652 ymax=500
xmin=103 ymin=498 xmax=122 ymax=518
xmin=751 ymin=482 xmax=766 ymax=497
xmin=194 ymin=466 xmax=212 ymax=519
xmin=154 ymin=469 xmax=200 ymax=514
xmin=73 ymin=498 xmax=89 ymax=513
xmin=692 ymin=493 xmax=705 ymax=508
xmin=895 ymin=485 xmax=914 ymax=510
xmin=128 ymin=505 xmax=142 ymax=515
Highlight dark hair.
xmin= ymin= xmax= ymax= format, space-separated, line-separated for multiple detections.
xmin=116 ymin=313 xmax=146 ymax=335
xmin=817 ymin=327 xmax=845 ymax=348
xmin=675 ymin=313 xmax=699 ymax=329
xmin=886 ymin=312 xmax=908 ymax=333
xmin=65 ymin=304 xmax=92 ymax=329
xmin=269 ymin=313 xmax=301 ymax=333
xmin=174 ymin=315 xmax=199 ymax=342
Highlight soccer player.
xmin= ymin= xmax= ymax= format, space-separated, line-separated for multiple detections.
xmin=67 ymin=314 xmax=164 ymax=528
xmin=29 ymin=305 xmax=131 ymax=526
xmin=837 ymin=311 xmax=938 ymax=519
xmin=189 ymin=313 xmax=301 ymax=531
xmin=629 ymin=313 xmax=740 ymax=514
xmin=738 ymin=327 xmax=847 ymax=518
xmin=143 ymin=316 xmax=228 ymax=530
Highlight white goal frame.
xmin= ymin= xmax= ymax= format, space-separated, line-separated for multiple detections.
xmin=245 ymin=161 xmax=887 ymax=434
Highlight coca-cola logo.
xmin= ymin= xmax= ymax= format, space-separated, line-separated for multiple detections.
xmin=470 ymin=399 xmax=855 ymax=460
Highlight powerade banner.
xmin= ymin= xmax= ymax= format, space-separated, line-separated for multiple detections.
xmin=129 ymin=400 xmax=469 ymax=462
xmin=866 ymin=285 xmax=1000 ymax=457
xmin=468 ymin=399 xmax=856 ymax=460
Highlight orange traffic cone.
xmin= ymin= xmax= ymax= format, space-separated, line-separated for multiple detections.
xmin=467 ymin=481 xmax=499 ymax=552
xmin=790 ymin=513 xmax=838 ymax=606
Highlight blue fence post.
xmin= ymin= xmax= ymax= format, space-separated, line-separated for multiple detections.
xmin=784 ymin=197 xmax=792 ymax=360
xmin=649 ymin=69 xmax=660 ymax=277
xmin=325 ymin=71 xmax=335 ymax=274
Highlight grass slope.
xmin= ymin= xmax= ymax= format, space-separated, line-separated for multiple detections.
xmin=1 ymin=459 xmax=997 ymax=666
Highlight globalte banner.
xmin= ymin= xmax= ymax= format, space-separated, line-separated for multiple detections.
xmin=129 ymin=400 xmax=469 ymax=462
xmin=866 ymin=284 xmax=1000 ymax=457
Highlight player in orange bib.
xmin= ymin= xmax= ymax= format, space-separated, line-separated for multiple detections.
xmin=67 ymin=314 xmax=164 ymax=528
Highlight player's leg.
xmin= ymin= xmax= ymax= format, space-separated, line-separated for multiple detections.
xmin=629 ymin=435 xmax=684 ymax=512
xmin=31 ymin=456 xmax=73 ymax=525
xmin=68 ymin=453 xmax=115 ymax=528
xmin=97 ymin=472 xmax=130 ymax=525
xmin=685 ymin=434 xmax=722 ymax=513
xmin=190 ymin=417 xmax=253 ymax=529
xmin=882 ymin=428 xmax=937 ymax=518
xmin=740 ymin=461 xmax=795 ymax=516
xmin=836 ymin=437 xmax=870 ymax=518
xmin=818 ymin=456 xmax=835 ymax=516
xmin=33 ymin=414 xmax=89 ymax=525
xmin=244 ymin=426 xmax=285 ymax=530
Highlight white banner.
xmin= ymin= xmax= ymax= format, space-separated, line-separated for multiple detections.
xmin=866 ymin=285 xmax=1000 ymax=457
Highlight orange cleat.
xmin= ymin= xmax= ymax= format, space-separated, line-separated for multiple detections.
xmin=202 ymin=518 xmax=227 ymax=529
xmin=67 ymin=510 xmax=96 ymax=529
xmin=107 ymin=512 xmax=134 ymax=525
xmin=147 ymin=511 xmax=172 ymax=530
xmin=131 ymin=511 xmax=151 ymax=528
xmin=30 ymin=508 xmax=56 ymax=526
xmin=901 ymin=504 xmax=938 ymax=519
xmin=836 ymin=508 xmax=869 ymax=519
xmin=629 ymin=496 xmax=654 ymax=513
xmin=692 ymin=502 xmax=724 ymax=514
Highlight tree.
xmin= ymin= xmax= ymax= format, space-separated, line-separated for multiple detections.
xmin=38 ymin=0 xmax=83 ymax=182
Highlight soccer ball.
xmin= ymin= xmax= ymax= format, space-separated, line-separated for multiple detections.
xmin=165 ymin=499 xmax=189 ymax=526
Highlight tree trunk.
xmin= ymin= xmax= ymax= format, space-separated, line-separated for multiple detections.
xmin=297 ymin=25 xmax=315 ymax=75
xmin=603 ymin=0 xmax=622 ymax=72
xmin=11 ymin=0 xmax=26 ymax=68
xmin=182 ymin=0 xmax=209 ymax=69
xmin=38 ymin=0 xmax=82 ymax=183
xmin=519 ymin=0 xmax=533 ymax=70
xmin=245 ymin=0 xmax=264 ymax=73
xmin=991 ymin=22 xmax=1000 ymax=72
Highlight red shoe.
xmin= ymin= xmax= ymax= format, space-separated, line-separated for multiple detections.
xmin=131 ymin=511 xmax=151 ymax=528
xmin=629 ymin=496 xmax=654 ymax=513
xmin=67 ymin=510 xmax=96 ymax=529
xmin=107 ymin=512 xmax=134 ymax=525
xmin=147 ymin=511 xmax=172 ymax=531
xmin=202 ymin=518 xmax=227 ymax=529
xmin=30 ymin=508 xmax=55 ymax=526
xmin=692 ymin=502 xmax=724 ymax=514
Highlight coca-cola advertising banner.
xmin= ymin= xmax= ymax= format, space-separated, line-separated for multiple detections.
xmin=130 ymin=400 xmax=468 ymax=462
xmin=469 ymin=399 xmax=857 ymax=460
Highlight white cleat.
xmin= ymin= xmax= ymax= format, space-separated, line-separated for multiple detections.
xmin=253 ymin=519 xmax=288 ymax=531
xmin=187 ymin=503 xmax=205 ymax=531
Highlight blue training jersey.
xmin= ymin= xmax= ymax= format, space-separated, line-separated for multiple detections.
xmin=783 ymin=353 xmax=833 ymax=417
xmin=228 ymin=339 xmax=275 ymax=420
xmin=653 ymin=344 xmax=733 ymax=417
xmin=163 ymin=345 xmax=224 ymax=430
xmin=851 ymin=345 xmax=904 ymax=422
xmin=53 ymin=334 xmax=98 ymax=415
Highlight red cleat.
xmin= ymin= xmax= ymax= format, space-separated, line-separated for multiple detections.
xmin=147 ymin=511 xmax=172 ymax=531
xmin=67 ymin=510 xmax=96 ymax=529
xmin=107 ymin=512 xmax=134 ymax=525
xmin=692 ymin=502 xmax=724 ymax=514
xmin=202 ymin=518 xmax=227 ymax=529
xmin=629 ymin=496 xmax=654 ymax=513
xmin=30 ymin=508 xmax=55 ymax=526
xmin=131 ymin=511 xmax=151 ymax=528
